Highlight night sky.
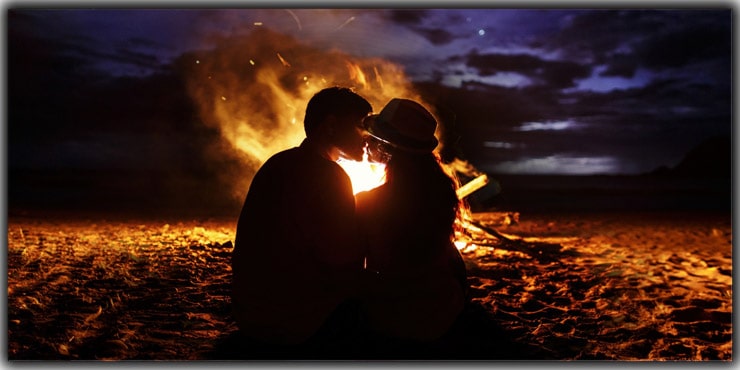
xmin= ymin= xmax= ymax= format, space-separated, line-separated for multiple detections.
xmin=7 ymin=8 xmax=733 ymax=215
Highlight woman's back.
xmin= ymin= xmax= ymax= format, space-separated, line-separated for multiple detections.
xmin=355 ymin=97 xmax=468 ymax=342
xmin=356 ymin=152 xmax=467 ymax=342
xmin=358 ymin=153 xmax=458 ymax=272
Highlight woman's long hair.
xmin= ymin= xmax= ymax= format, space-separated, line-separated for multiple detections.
xmin=382 ymin=147 xmax=459 ymax=255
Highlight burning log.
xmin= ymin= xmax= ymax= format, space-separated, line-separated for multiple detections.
xmin=456 ymin=174 xmax=489 ymax=200
xmin=454 ymin=174 xmax=564 ymax=262
xmin=460 ymin=220 xmax=565 ymax=263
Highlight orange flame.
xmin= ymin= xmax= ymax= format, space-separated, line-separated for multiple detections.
xmin=184 ymin=27 xmax=424 ymax=201
xmin=346 ymin=61 xmax=368 ymax=89
xmin=336 ymin=148 xmax=387 ymax=195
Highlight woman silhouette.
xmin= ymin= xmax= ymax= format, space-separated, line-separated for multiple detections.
xmin=356 ymin=98 xmax=468 ymax=343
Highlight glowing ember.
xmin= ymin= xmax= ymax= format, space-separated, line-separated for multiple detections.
xmin=336 ymin=154 xmax=386 ymax=195
xmin=454 ymin=240 xmax=469 ymax=251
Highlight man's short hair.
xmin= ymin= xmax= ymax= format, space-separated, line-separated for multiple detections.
xmin=304 ymin=87 xmax=372 ymax=138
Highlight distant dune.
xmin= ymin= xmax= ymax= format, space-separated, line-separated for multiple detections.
xmin=648 ymin=135 xmax=731 ymax=178
xmin=471 ymin=136 xmax=732 ymax=213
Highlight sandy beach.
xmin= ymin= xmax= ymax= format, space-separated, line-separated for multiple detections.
xmin=6 ymin=209 xmax=732 ymax=361
xmin=457 ymin=210 xmax=732 ymax=360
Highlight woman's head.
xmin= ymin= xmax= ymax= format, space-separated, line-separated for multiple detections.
xmin=363 ymin=98 xmax=439 ymax=155
xmin=360 ymin=99 xmax=459 ymax=248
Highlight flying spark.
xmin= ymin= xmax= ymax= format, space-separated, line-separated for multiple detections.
xmin=285 ymin=9 xmax=302 ymax=30
xmin=333 ymin=16 xmax=356 ymax=32
xmin=276 ymin=53 xmax=291 ymax=68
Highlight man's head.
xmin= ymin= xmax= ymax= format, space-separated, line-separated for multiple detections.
xmin=304 ymin=87 xmax=372 ymax=161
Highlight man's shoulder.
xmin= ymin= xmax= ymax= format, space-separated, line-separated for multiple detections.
xmin=258 ymin=147 xmax=304 ymax=169
xmin=268 ymin=146 xmax=302 ymax=161
xmin=265 ymin=146 xmax=340 ymax=171
xmin=257 ymin=146 xmax=351 ymax=193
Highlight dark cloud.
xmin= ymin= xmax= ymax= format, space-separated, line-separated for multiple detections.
xmin=9 ymin=9 xmax=175 ymax=78
xmin=600 ymin=53 xmax=639 ymax=78
xmin=540 ymin=10 xmax=724 ymax=61
xmin=464 ymin=51 xmax=592 ymax=89
xmin=126 ymin=36 xmax=164 ymax=49
xmin=414 ymin=27 xmax=457 ymax=46
xmin=388 ymin=9 xmax=428 ymax=25
xmin=384 ymin=9 xmax=463 ymax=46
xmin=466 ymin=52 xmax=543 ymax=73
xmin=540 ymin=9 xmax=731 ymax=85
xmin=542 ymin=10 xmax=648 ymax=60
xmin=113 ymin=48 xmax=163 ymax=69
xmin=53 ymin=36 xmax=165 ymax=75
xmin=634 ymin=20 xmax=731 ymax=70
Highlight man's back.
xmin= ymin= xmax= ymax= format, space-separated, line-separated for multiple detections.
xmin=231 ymin=141 xmax=363 ymax=345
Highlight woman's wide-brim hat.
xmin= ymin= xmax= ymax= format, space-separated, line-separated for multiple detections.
xmin=364 ymin=98 xmax=439 ymax=152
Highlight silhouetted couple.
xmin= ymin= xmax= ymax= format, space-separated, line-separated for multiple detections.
xmin=231 ymin=87 xmax=467 ymax=358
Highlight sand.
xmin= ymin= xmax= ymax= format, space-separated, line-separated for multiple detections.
xmin=6 ymin=210 xmax=732 ymax=361
xmin=456 ymin=211 xmax=732 ymax=360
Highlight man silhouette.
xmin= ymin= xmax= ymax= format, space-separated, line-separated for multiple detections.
xmin=231 ymin=87 xmax=372 ymax=349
